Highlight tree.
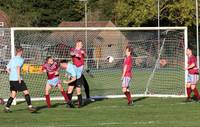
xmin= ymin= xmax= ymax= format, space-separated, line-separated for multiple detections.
xmin=114 ymin=0 xmax=199 ymax=27
xmin=88 ymin=0 xmax=115 ymax=21
xmin=114 ymin=0 xmax=157 ymax=26
xmin=0 ymin=0 xmax=85 ymax=27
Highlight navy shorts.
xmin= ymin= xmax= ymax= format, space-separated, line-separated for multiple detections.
xmin=10 ymin=80 xmax=28 ymax=92
xmin=68 ymin=75 xmax=84 ymax=88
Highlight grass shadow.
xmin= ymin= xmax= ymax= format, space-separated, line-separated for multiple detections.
xmin=36 ymin=102 xmax=66 ymax=111
xmin=133 ymin=97 xmax=147 ymax=103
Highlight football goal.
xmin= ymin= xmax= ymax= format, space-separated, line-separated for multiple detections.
xmin=0 ymin=27 xmax=188 ymax=103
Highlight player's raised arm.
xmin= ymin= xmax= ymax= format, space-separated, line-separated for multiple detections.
xmin=70 ymin=48 xmax=76 ymax=56
xmin=41 ymin=64 xmax=47 ymax=73
xmin=70 ymin=48 xmax=81 ymax=58
xmin=81 ymin=49 xmax=87 ymax=58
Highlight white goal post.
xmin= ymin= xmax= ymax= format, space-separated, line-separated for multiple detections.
xmin=1 ymin=27 xmax=188 ymax=104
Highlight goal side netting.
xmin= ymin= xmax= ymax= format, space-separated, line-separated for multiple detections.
xmin=0 ymin=27 xmax=188 ymax=102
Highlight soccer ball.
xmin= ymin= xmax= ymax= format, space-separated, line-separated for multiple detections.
xmin=106 ymin=56 xmax=114 ymax=63
xmin=0 ymin=98 xmax=5 ymax=105
xmin=159 ymin=59 xmax=167 ymax=67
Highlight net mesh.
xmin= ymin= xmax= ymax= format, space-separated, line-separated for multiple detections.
xmin=0 ymin=28 xmax=186 ymax=100
xmin=0 ymin=28 xmax=11 ymax=98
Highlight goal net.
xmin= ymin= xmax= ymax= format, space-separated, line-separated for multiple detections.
xmin=0 ymin=27 xmax=188 ymax=102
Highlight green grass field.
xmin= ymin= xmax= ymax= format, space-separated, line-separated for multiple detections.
xmin=0 ymin=67 xmax=194 ymax=127
xmin=0 ymin=98 xmax=200 ymax=127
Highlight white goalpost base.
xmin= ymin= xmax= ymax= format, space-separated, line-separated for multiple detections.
xmin=4 ymin=94 xmax=186 ymax=104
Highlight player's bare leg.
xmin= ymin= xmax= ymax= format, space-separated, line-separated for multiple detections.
xmin=45 ymin=84 xmax=52 ymax=108
xmin=57 ymin=83 xmax=69 ymax=102
xmin=76 ymin=87 xmax=82 ymax=108
xmin=66 ymin=86 xmax=75 ymax=108
xmin=122 ymin=87 xmax=132 ymax=105
xmin=67 ymin=86 xmax=74 ymax=101
xmin=4 ymin=91 xmax=17 ymax=113
xmin=23 ymin=90 xmax=36 ymax=112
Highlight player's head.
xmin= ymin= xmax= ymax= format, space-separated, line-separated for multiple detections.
xmin=15 ymin=46 xmax=23 ymax=56
xmin=186 ymin=47 xmax=193 ymax=56
xmin=125 ymin=46 xmax=132 ymax=56
xmin=75 ymin=40 xmax=83 ymax=49
xmin=60 ymin=60 xmax=69 ymax=69
xmin=46 ymin=56 xmax=54 ymax=65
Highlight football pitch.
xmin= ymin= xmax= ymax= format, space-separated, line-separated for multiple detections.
xmin=0 ymin=68 xmax=194 ymax=127
xmin=0 ymin=98 xmax=200 ymax=127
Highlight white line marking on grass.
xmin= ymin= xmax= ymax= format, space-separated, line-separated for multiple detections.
xmin=42 ymin=122 xmax=120 ymax=127
xmin=42 ymin=121 xmax=158 ymax=127
xmin=131 ymin=121 xmax=159 ymax=125
xmin=41 ymin=121 xmax=159 ymax=127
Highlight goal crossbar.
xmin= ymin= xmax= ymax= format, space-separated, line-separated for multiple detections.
xmin=11 ymin=27 xmax=187 ymax=31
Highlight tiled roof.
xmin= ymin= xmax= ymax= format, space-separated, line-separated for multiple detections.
xmin=58 ymin=21 xmax=115 ymax=27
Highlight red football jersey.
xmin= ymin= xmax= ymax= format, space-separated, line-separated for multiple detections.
xmin=188 ymin=55 xmax=199 ymax=74
xmin=70 ymin=48 xmax=85 ymax=67
xmin=42 ymin=62 xmax=59 ymax=80
xmin=123 ymin=55 xmax=133 ymax=77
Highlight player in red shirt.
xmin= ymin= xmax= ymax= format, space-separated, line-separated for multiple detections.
xmin=121 ymin=46 xmax=133 ymax=105
xmin=70 ymin=40 xmax=85 ymax=68
xmin=185 ymin=48 xmax=200 ymax=102
xmin=42 ymin=56 xmax=68 ymax=108
xmin=70 ymin=40 xmax=95 ymax=102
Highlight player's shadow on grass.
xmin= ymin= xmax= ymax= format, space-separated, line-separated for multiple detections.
xmin=36 ymin=103 xmax=66 ymax=111
xmin=132 ymin=97 xmax=147 ymax=103
xmin=82 ymin=98 xmax=107 ymax=107
xmin=16 ymin=101 xmax=26 ymax=105
xmin=16 ymin=101 xmax=65 ymax=111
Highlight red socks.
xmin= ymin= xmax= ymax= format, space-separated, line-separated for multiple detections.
xmin=45 ymin=94 xmax=51 ymax=108
xmin=124 ymin=91 xmax=132 ymax=103
xmin=186 ymin=87 xmax=192 ymax=98
xmin=45 ymin=91 xmax=69 ymax=108
xmin=61 ymin=91 xmax=69 ymax=102
xmin=193 ymin=88 xmax=200 ymax=99
xmin=187 ymin=87 xmax=200 ymax=100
